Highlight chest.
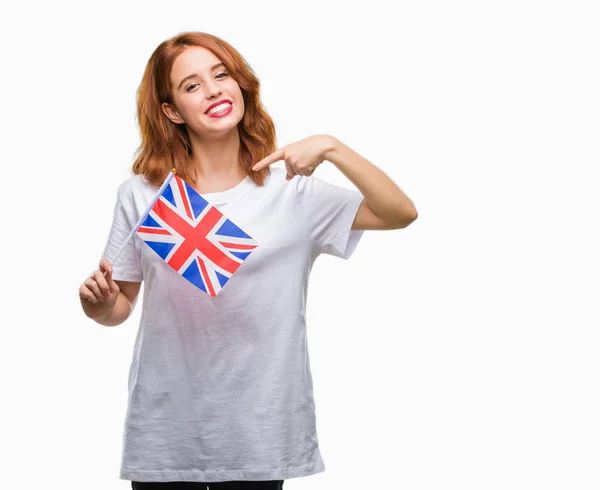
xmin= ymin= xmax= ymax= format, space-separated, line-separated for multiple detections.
xmin=134 ymin=197 xmax=310 ymax=276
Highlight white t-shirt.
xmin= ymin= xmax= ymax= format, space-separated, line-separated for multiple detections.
xmin=101 ymin=166 xmax=365 ymax=483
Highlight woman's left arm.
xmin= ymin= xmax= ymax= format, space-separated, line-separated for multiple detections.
xmin=252 ymin=134 xmax=418 ymax=231
xmin=323 ymin=135 xmax=418 ymax=230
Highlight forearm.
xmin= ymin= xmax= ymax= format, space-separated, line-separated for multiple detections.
xmin=323 ymin=135 xmax=417 ymax=226
xmin=89 ymin=291 xmax=134 ymax=327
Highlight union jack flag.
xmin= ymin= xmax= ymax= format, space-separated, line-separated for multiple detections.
xmin=135 ymin=172 xmax=259 ymax=296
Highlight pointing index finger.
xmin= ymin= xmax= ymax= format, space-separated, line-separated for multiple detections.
xmin=252 ymin=149 xmax=284 ymax=171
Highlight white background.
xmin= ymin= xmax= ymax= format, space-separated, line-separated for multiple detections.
xmin=1 ymin=1 xmax=598 ymax=489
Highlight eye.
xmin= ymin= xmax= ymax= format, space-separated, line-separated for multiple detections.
xmin=185 ymin=72 xmax=229 ymax=92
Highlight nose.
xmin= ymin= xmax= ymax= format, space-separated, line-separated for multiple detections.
xmin=205 ymin=80 xmax=223 ymax=99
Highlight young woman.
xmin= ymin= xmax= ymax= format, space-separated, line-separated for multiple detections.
xmin=78 ymin=31 xmax=417 ymax=490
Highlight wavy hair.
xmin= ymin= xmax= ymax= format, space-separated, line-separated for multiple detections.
xmin=132 ymin=32 xmax=276 ymax=187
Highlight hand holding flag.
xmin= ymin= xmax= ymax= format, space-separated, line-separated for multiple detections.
xmin=79 ymin=259 xmax=120 ymax=318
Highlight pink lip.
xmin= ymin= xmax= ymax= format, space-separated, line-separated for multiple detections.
xmin=206 ymin=103 xmax=233 ymax=118
xmin=205 ymin=99 xmax=232 ymax=113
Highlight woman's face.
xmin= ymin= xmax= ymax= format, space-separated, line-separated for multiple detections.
xmin=162 ymin=46 xmax=244 ymax=138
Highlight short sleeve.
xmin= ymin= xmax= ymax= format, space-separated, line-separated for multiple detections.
xmin=297 ymin=174 xmax=365 ymax=260
xmin=100 ymin=187 xmax=143 ymax=282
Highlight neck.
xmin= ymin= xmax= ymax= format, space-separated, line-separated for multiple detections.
xmin=188 ymin=127 xmax=246 ymax=181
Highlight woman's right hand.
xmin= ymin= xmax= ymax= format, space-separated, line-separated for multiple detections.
xmin=79 ymin=259 xmax=121 ymax=319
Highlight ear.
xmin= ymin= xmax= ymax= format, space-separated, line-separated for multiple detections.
xmin=161 ymin=102 xmax=184 ymax=124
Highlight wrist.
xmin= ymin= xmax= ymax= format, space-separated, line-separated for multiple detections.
xmin=86 ymin=301 xmax=114 ymax=321
xmin=322 ymin=135 xmax=339 ymax=162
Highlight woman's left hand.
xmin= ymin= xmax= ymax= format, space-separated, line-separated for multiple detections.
xmin=252 ymin=135 xmax=336 ymax=180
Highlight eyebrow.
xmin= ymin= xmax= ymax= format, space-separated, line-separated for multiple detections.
xmin=177 ymin=62 xmax=226 ymax=90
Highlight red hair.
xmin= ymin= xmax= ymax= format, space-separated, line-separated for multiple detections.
xmin=132 ymin=31 xmax=276 ymax=187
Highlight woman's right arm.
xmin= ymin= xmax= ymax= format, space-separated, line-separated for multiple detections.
xmin=79 ymin=259 xmax=142 ymax=327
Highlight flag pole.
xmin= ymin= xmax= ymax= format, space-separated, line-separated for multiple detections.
xmin=104 ymin=168 xmax=177 ymax=277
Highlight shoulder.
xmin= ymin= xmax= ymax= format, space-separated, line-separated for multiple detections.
xmin=261 ymin=166 xmax=303 ymax=195
xmin=267 ymin=166 xmax=287 ymax=184
xmin=115 ymin=174 xmax=154 ymax=205
xmin=263 ymin=168 xmax=341 ymax=204
xmin=267 ymin=166 xmax=314 ymax=195
xmin=292 ymin=171 xmax=333 ymax=200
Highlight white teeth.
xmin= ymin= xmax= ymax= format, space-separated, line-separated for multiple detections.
xmin=207 ymin=102 xmax=231 ymax=115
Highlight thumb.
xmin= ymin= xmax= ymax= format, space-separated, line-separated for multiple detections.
xmin=100 ymin=265 xmax=119 ymax=294
xmin=284 ymin=162 xmax=296 ymax=181
xmin=106 ymin=269 xmax=119 ymax=294
xmin=99 ymin=260 xmax=118 ymax=293
xmin=99 ymin=259 xmax=113 ymax=276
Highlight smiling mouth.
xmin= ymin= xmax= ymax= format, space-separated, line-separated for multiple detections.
xmin=206 ymin=102 xmax=233 ymax=116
